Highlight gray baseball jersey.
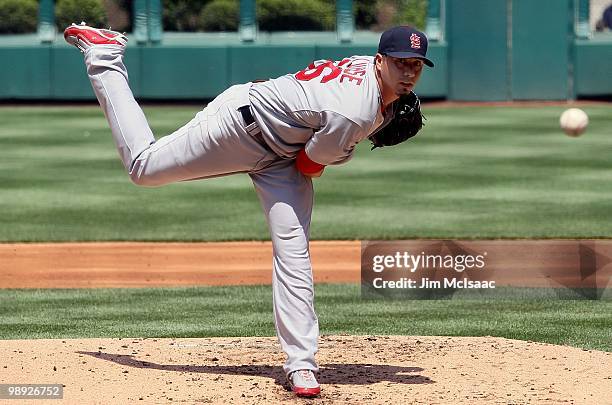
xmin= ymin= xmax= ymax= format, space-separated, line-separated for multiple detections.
xmin=250 ymin=56 xmax=387 ymax=165
xmin=82 ymin=45 xmax=390 ymax=376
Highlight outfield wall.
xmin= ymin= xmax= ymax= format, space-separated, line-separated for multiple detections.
xmin=1 ymin=37 xmax=610 ymax=101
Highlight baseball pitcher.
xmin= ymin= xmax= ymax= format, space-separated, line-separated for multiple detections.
xmin=64 ymin=23 xmax=433 ymax=398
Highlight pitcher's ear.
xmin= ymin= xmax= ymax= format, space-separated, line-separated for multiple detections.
xmin=375 ymin=53 xmax=384 ymax=70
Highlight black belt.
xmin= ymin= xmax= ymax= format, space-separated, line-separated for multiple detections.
xmin=238 ymin=105 xmax=265 ymax=145
xmin=238 ymin=105 xmax=255 ymax=126
xmin=238 ymin=105 xmax=258 ymax=129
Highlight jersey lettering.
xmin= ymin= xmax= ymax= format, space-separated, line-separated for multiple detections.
xmin=339 ymin=74 xmax=363 ymax=85
xmin=295 ymin=58 xmax=365 ymax=85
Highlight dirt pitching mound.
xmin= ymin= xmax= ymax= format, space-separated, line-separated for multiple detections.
xmin=1 ymin=335 xmax=609 ymax=404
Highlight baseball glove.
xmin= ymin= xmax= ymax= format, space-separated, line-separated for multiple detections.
xmin=369 ymin=91 xmax=425 ymax=150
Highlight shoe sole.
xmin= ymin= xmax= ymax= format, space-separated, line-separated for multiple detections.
xmin=64 ymin=35 xmax=88 ymax=53
xmin=292 ymin=386 xmax=321 ymax=397
xmin=64 ymin=24 xmax=127 ymax=53
xmin=66 ymin=24 xmax=127 ymax=41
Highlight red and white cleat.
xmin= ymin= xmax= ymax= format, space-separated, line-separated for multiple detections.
xmin=288 ymin=369 xmax=321 ymax=398
xmin=63 ymin=22 xmax=127 ymax=53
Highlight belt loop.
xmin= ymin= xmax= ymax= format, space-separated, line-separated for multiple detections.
xmin=246 ymin=123 xmax=259 ymax=137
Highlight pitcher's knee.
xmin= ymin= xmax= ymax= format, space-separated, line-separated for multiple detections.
xmin=273 ymin=226 xmax=310 ymax=256
xmin=127 ymin=160 xmax=168 ymax=187
xmin=128 ymin=169 xmax=170 ymax=187
xmin=125 ymin=149 xmax=169 ymax=187
xmin=129 ymin=172 xmax=156 ymax=187
xmin=276 ymin=224 xmax=308 ymax=242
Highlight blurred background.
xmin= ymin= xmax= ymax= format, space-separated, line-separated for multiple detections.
xmin=0 ymin=0 xmax=611 ymax=101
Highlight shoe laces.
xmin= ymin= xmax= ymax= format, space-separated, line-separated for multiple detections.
xmin=298 ymin=370 xmax=314 ymax=381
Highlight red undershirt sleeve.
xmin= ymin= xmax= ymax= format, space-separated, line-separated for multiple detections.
xmin=295 ymin=148 xmax=326 ymax=175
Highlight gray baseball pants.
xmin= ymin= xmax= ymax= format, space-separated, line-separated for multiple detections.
xmin=84 ymin=45 xmax=319 ymax=375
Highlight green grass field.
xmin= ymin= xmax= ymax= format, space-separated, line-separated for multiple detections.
xmin=1 ymin=104 xmax=612 ymax=241
xmin=1 ymin=104 xmax=610 ymax=349
xmin=0 ymin=285 xmax=610 ymax=351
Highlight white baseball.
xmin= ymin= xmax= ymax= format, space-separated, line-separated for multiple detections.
xmin=559 ymin=108 xmax=588 ymax=137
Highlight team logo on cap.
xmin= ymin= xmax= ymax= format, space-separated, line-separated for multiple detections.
xmin=410 ymin=33 xmax=421 ymax=49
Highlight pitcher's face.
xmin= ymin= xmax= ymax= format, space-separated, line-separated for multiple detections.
xmin=376 ymin=54 xmax=424 ymax=96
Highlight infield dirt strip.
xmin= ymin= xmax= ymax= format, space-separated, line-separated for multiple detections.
xmin=0 ymin=241 xmax=361 ymax=288
xmin=0 ymin=241 xmax=610 ymax=404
